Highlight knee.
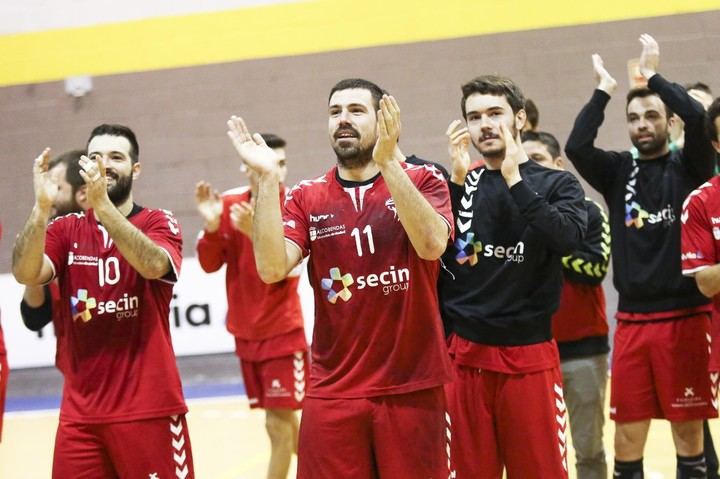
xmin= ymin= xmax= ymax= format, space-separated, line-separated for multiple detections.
xmin=265 ymin=411 xmax=295 ymax=447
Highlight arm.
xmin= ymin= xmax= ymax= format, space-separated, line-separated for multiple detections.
xmin=194 ymin=181 xmax=227 ymax=273
xmin=564 ymin=54 xmax=623 ymax=195
xmin=681 ymin=184 xmax=719 ymax=296
xmin=695 ymin=266 xmax=720 ymax=298
xmin=20 ymin=285 xmax=53 ymax=331
xmin=12 ymin=148 xmax=59 ymax=285
xmin=79 ymin=156 xmax=171 ymax=280
xmin=561 ymin=199 xmax=611 ymax=285
xmin=374 ymin=96 xmax=449 ymax=260
xmin=226 ymin=116 xmax=302 ymax=282
xmin=638 ymin=33 xmax=714 ymax=183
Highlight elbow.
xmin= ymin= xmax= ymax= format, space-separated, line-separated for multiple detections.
xmin=142 ymin=257 xmax=173 ymax=280
xmin=564 ymin=143 xmax=581 ymax=161
xmin=13 ymin=268 xmax=40 ymax=286
xmin=257 ymin=266 xmax=286 ymax=284
xmin=696 ymin=278 xmax=716 ymax=299
xmin=416 ymin=236 xmax=448 ymax=261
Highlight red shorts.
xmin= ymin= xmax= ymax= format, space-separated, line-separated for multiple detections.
xmin=445 ymin=364 xmax=569 ymax=479
xmin=711 ymin=309 xmax=720 ymax=371
xmin=0 ymin=353 xmax=7 ymax=443
xmin=52 ymin=414 xmax=194 ymax=479
xmin=297 ymin=387 xmax=451 ymax=479
xmin=241 ymin=351 xmax=308 ymax=410
xmin=610 ymin=314 xmax=717 ymax=422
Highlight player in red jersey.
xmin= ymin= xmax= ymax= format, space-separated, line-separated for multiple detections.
xmin=195 ymin=133 xmax=307 ymax=479
xmin=682 ymin=99 xmax=720 ymax=470
xmin=0 ymin=223 xmax=7 ymax=443
xmin=12 ymin=125 xmax=194 ymax=478
xmin=226 ymin=79 xmax=454 ymax=479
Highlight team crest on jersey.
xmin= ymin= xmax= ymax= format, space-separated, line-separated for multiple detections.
xmin=309 ymin=224 xmax=346 ymax=242
xmin=385 ymin=198 xmax=399 ymax=220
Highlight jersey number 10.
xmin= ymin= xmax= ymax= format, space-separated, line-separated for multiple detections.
xmin=351 ymin=226 xmax=375 ymax=257
xmin=98 ymin=257 xmax=121 ymax=287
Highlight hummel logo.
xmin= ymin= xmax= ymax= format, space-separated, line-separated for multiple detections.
xmin=310 ymin=213 xmax=334 ymax=223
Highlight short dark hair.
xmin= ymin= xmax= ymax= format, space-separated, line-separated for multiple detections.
xmin=524 ymin=98 xmax=539 ymax=130
xmin=328 ymin=78 xmax=387 ymax=112
xmin=626 ymin=88 xmax=673 ymax=118
xmin=48 ymin=149 xmax=85 ymax=194
xmin=685 ymin=82 xmax=712 ymax=95
xmin=521 ymin=131 xmax=561 ymax=159
xmin=707 ymin=97 xmax=720 ymax=141
xmin=87 ymin=124 xmax=139 ymax=163
xmin=260 ymin=133 xmax=286 ymax=149
xmin=461 ymin=75 xmax=525 ymax=118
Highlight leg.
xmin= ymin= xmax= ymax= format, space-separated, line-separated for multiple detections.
xmin=561 ymin=354 xmax=608 ymax=479
xmin=499 ymin=367 xmax=569 ymax=479
xmin=296 ymin=397 xmax=375 ymax=479
xmin=265 ymin=408 xmax=299 ymax=479
xmin=105 ymin=414 xmax=195 ymax=479
xmin=445 ymin=365 xmax=502 ymax=479
xmin=52 ymin=421 xmax=117 ymax=479
xmin=372 ymin=387 xmax=451 ymax=479
xmin=0 ymin=353 xmax=7 ymax=443
xmin=615 ymin=420 xmax=651 ymax=460
xmin=672 ymin=420 xmax=704 ymax=456
xmin=704 ymin=420 xmax=719 ymax=479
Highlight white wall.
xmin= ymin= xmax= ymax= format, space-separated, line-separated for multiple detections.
xmin=0 ymin=257 xmax=315 ymax=369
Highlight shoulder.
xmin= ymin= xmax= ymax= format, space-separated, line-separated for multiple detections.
xmin=683 ymin=179 xmax=717 ymax=213
xmin=221 ymin=186 xmax=250 ymax=202
xmin=286 ymin=171 xmax=332 ymax=202
xmin=48 ymin=211 xmax=86 ymax=229
xmin=402 ymin=159 xmax=448 ymax=184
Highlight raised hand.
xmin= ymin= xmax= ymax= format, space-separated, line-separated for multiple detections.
xmin=373 ymin=95 xmax=402 ymax=166
xmin=32 ymin=148 xmax=57 ymax=211
xmin=499 ymin=122 xmax=523 ymax=187
xmin=592 ymin=54 xmax=617 ymax=95
xmin=446 ymin=119 xmax=471 ymax=184
xmin=230 ymin=201 xmax=254 ymax=236
xmin=638 ymin=33 xmax=659 ymax=79
xmin=227 ymin=116 xmax=281 ymax=176
xmin=194 ymin=181 xmax=223 ymax=233
xmin=78 ymin=154 xmax=110 ymax=209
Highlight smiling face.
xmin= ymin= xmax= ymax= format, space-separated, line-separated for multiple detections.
xmin=464 ymin=93 xmax=524 ymax=160
xmin=626 ymin=94 xmax=670 ymax=158
xmin=87 ymin=134 xmax=140 ymax=205
xmin=328 ymin=88 xmax=378 ymax=169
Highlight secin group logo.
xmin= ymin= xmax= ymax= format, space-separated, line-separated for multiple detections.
xmin=71 ymin=289 xmax=97 ymax=322
xmin=320 ymin=267 xmax=353 ymax=304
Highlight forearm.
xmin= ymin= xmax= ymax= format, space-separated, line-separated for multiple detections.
xmin=94 ymin=203 xmax=170 ymax=280
xmin=696 ymin=265 xmax=720 ymax=298
xmin=379 ymin=160 xmax=448 ymax=260
xmin=252 ymin=173 xmax=290 ymax=282
xmin=12 ymin=204 xmax=53 ymax=285
xmin=23 ymin=285 xmax=47 ymax=308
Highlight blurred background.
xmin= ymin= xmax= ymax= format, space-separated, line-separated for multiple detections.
xmin=1 ymin=1 xmax=719 ymax=476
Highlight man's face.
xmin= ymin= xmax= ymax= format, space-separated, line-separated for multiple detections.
xmin=87 ymin=134 xmax=137 ymax=205
xmin=48 ymin=163 xmax=80 ymax=218
xmin=464 ymin=93 xmax=523 ymax=159
xmin=523 ymin=140 xmax=563 ymax=170
xmin=627 ymin=95 xmax=670 ymax=157
xmin=328 ymin=88 xmax=378 ymax=169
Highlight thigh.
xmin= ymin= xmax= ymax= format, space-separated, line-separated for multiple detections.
xmin=610 ymin=322 xmax=661 ymax=422
xmin=445 ymin=364 xmax=502 ymax=479
xmin=104 ymin=415 xmax=194 ymax=479
xmin=52 ymin=421 xmax=116 ymax=479
xmin=498 ymin=367 xmax=569 ymax=479
xmin=372 ymin=387 xmax=451 ymax=479
xmin=652 ymin=315 xmax=717 ymax=421
xmin=297 ymin=396 xmax=375 ymax=479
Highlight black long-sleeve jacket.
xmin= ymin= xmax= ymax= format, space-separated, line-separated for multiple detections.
xmin=565 ymin=74 xmax=714 ymax=314
xmin=439 ymin=160 xmax=587 ymax=345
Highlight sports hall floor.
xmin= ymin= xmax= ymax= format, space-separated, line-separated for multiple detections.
xmin=0 ymin=352 xmax=713 ymax=478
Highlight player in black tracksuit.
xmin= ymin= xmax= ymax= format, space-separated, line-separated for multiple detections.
xmin=439 ymin=75 xmax=586 ymax=478
xmin=564 ymin=35 xmax=715 ymax=479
